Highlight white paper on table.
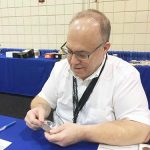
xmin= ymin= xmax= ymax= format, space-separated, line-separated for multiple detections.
xmin=0 ymin=139 xmax=12 ymax=150
xmin=98 ymin=144 xmax=139 ymax=150
xmin=139 ymin=144 xmax=150 ymax=150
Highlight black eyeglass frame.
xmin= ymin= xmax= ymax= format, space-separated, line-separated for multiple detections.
xmin=60 ymin=41 xmax=104 ymax=60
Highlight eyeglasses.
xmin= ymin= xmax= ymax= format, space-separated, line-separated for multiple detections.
xmin=60 ymin=41 xmax=103 ymax=60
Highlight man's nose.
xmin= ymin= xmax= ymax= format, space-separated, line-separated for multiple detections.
xmin=69 ymin=54 xmax=80 ymax=64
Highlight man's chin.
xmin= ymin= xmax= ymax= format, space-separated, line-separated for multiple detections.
xmin=73 ymin=71 xmax=82 ymax=78
xmin=71 ymin=68 xmax=85 ymax=79
xmin=72 ymin=69 xmax=81 ymax=74
xmin=73 ymin=72 xmax=86 ymax=80
xmin=74 ymin=72 xmax=81 ymax=77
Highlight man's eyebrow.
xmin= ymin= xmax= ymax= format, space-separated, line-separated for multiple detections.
xmin=66 ymin=45 xmax=88 ymax=53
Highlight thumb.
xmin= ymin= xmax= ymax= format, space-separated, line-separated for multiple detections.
xmin=38 ymin=108 xmax=45 ymax=122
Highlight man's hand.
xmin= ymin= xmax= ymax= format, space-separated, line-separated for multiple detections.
xmin=44 ymin=122 xmax=85 ymax=147
xmin=24 ymin=96 xmax=51 ymax=130
xmin=24 ymin=107 xmax=45 ymax=130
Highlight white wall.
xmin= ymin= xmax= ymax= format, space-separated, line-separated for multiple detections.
xmin=0 ymin=0 xmax=149 ymax=51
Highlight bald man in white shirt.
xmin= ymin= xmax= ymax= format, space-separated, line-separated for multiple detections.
xmin=25 ymin=9 xmax=150 ymax=147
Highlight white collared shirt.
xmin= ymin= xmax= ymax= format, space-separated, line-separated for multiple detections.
xmin=38 ymin=55 xmax=150 ymax=125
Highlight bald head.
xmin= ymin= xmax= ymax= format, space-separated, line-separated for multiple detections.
xmin=68 ymin=17 xmax=101 ymax=49
xmin=69 ymin=9 xmax=111 ymax=43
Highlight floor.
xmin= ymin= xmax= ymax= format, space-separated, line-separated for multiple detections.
xmin=0 ymin=93 xmax=33 ymax=119
xmin=0 ymin=93 xmax=53 ymax=120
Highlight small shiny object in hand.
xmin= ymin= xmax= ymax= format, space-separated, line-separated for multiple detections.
xmin=41 ymin=120 xmax=56 ymax=132
xmin=143 ymin=147 xmax=150 ymax=150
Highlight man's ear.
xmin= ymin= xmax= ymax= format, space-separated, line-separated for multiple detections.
xmin=103 ymin=42 xmax=111 ymax=53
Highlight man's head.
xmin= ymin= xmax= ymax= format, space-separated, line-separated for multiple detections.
xmin=69 ymin=9 xmax=111 ymax=43
xmin=62 ymin=9 xmax=111 ymax=80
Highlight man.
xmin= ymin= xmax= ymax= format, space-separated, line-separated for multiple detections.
xmin=25 ymin=9 xmax=150 ymax=147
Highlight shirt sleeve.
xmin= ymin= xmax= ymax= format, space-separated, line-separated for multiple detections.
xmin=113 ymin=66 xmax=150 ymax=125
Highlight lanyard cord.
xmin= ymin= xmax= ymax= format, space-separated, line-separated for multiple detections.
xmin=72 ymin=54 xmax=108 ymax=123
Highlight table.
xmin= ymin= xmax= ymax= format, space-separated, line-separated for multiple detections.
xmin=0 ymin=54 xmax=149 ymax=108
xmin=0 ymin=55 xmax=57 ymax=96
xmin=108 ymin=51 xmax=150 ymax=62
xmin=0 ymin=115 xmax=98 ymax=150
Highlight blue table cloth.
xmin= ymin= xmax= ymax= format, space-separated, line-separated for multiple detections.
xmin=0 ymin=55 xmax=58 ymax=96
xmin=108 ymin=51 xmax=150 ymax=61
xmin=0 ymin=115 xmax=98 ymax=150
xmin=135 ymin=65 xmax=150 ymax=108
xmin=0 ymin=53 xmax=149 ymax=108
